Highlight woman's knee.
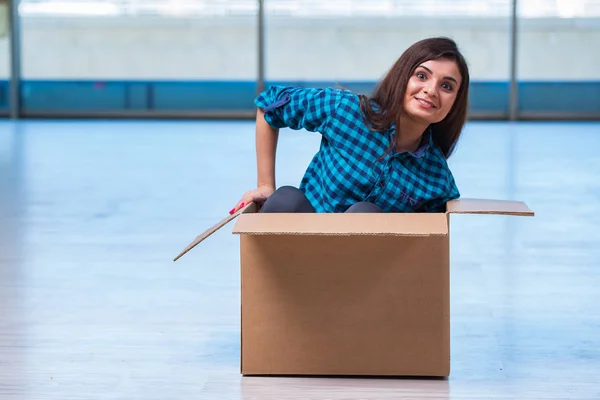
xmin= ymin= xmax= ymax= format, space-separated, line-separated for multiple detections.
xmin=345 ymin=201 xmax=383 ymax=213
xmin=260 ymin=186 xmax=316 ymax=213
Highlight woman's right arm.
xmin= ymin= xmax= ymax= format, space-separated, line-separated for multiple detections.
xmin=229 ymin=86 xmax=342 ymax=214
xmin=230 ymin=108 xmax=278 ymax=213
xmin=255 ymin=107 xmax=278 ymax=191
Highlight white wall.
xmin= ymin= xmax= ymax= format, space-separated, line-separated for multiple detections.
xmin=0 ymin=16 xmax=598 ymax=81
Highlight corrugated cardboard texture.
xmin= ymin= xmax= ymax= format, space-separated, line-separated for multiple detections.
xmin=240 ymin=234 xmax=450 ymax=377
xmin=233 ymin=213 xmax=448 ymax=236
xmin=446 ymin=198 xmax=534 ymax=216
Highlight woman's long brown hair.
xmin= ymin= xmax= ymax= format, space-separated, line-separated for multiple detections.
xmin=358 ymin=37 xmax=470 ymax=159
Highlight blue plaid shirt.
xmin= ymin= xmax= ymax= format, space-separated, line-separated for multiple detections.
xmin=254 ymin=85 xmax=460 ymax=213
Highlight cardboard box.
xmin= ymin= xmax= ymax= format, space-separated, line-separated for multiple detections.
xmin=175 ymin=198 xmax=533 ymax=377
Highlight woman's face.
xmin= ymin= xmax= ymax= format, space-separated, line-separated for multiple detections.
xmin=402 ymin=58 xmax=462 ymax=124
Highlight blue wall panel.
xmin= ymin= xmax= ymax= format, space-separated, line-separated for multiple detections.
xmin=0 ymin=81 xmax=9 ymax=112
xmin=151 ymin=81 xmax=257 ymax=111
xmin=519 ymin=82 xmax=600 ymax=113
xmin=468 ymin=82 xmax=510 ymax=114
xmin=21 ymin=80 xmax=129 ymax=110
xmin=0 ymin=79 xmax=597 ymax=117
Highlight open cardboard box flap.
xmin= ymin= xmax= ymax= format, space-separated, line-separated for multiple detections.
xmin=232 ymin=212 xmax=448 ymax=236
xmin=173 ymin=202 xmax=258 ymax=261
xmin=446 ymin=198 xmax=534 ymax=216
xmin=174 ymin=197 xmax=533 ymax=260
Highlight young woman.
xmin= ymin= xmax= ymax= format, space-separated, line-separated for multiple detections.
xmin=230 ymin=37 xmax=470 ymax=214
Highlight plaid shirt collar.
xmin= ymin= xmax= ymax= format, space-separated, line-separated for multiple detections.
xmin=388 ymin=125 xmax=433 ymax=159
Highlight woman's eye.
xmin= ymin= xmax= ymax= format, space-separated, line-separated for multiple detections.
xmin=417 ymin=72 xmax=426 ymax=79
xmin=442 ymin=83 xmax=453 ymax=91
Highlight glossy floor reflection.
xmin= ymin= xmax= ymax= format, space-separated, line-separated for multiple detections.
xmin=1 ymin=119 xmax=599 ymax=399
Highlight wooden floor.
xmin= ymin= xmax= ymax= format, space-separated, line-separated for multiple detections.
xmin=1 ymin=119 xmax=599 ymax=399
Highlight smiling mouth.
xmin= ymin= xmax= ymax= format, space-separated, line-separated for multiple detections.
xmin=416 ymin=98 xmax=436 ymax=109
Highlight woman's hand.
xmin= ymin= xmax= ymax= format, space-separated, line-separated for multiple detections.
xmin=230 ymin=185 xmax=275 ymax=214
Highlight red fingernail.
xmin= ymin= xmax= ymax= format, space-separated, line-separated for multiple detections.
xmin=229 ymin=208 xmax=235 ymax=214
xmin=240 ymin=202 xmax=245 ymax=207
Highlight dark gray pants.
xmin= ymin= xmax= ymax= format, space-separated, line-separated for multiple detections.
xmin=260 ymin=186 xmax=383 ymax=213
